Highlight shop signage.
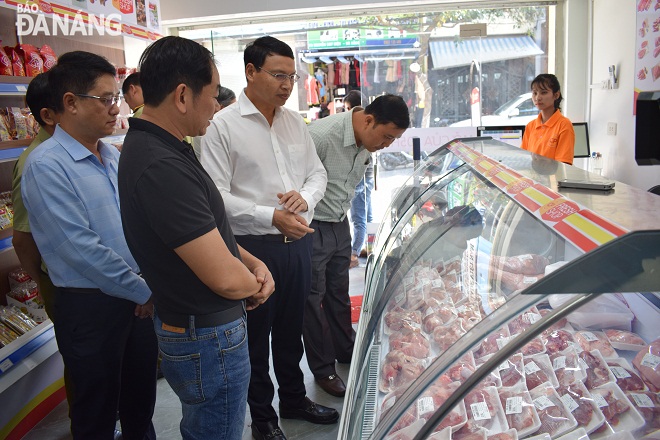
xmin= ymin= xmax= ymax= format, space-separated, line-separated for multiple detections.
xmin=307 ymin=27 xmax=418 ymax=50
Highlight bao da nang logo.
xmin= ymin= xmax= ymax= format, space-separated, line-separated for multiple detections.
xmin=16 ymin=3 xmax=122 ymax=37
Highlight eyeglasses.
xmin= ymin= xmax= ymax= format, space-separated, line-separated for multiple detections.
xmin=75 ymin=93 xmax=122 ymax=108
xmin=257 ymin=67 xmax=300 ymax=83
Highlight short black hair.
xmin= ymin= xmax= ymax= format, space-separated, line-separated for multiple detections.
xmin=216 ymin=86 xmax=236 ymax=107
xmin=48 ymin=51 xmax=116 ymax=113
xmin=25 ymin=71 xmax=52 ymax=127
xmin=139 ymin=36 xmax=215 ymax=106
xmin=244 ymin=36 xmax=293 ymax=69
xmin=531 ymin=73 xmax=563 ymax=110
xmin=121 ymin=72 xmax=140 ymax=95
xmin=343 ymin=90 xmax=365 ymax=109
xmin=364 ymin=94 xmax=410 ymax=129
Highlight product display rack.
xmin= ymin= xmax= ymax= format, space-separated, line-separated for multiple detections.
xmin=339 ymin=137 xmax=660 ymax=440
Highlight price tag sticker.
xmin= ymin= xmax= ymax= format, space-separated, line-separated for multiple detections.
xmin=470 ymin=401 xmax=491 ymax=421
xmin=569 ymin=341 xmax=583 ymax=353
xmin=553 ymin=356 xmax=567 ymax=370
xmin=496 ymin=336 xmax=513 ymax=350
xmin=609 ymin=366 xmax=631 ymax=379
xmin=629 ymin=393 xmax=654 ymax=408
xmin=641 ymin=353 xmax=660 ymax=369
xmin=533 ymin=395 xmax=556 ymax=411
xmin=525 ymin=312 xmax=542 ymax=324
xmin=431 ymin=279 xmax=444 ymax=288
xmin=580 ymin=331 xmax=599 ymax=342
xmin=525 ymin=361 xmax=542 ymax=375
xmin=456 ymin=305 xmax=467 ymax=314
xmin=417 ymin=396 xmax=435 ymax=416
xmin=403 ymin=275 xmax=415 ymax=288
xmin=578 ymin=357 xmax=589 ymax=371
xmin=498 ymin=360 xmax=510 ymax=371
xmin=394 ymin=291 xmax=406 ymax=306
xmin=523 ymin=276 xmax=538 ymax=285
xmin=560 ymin=394 xmax=580 ymax=413
xmin=505 ymin=396 xmax=523 ymax=415
xmin=593 ymin=393 xmax=609 ymax=408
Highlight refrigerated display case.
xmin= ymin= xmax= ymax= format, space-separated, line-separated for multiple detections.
xmin=339 ymin=137 xmax=660 ymax=440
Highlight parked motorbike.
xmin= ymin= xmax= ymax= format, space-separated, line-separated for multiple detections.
xmin=378 ymin=151 xmax=428 ymax=171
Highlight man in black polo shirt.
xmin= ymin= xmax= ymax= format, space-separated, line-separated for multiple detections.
xmin=118 ymin=36 xmax=275 ymax=440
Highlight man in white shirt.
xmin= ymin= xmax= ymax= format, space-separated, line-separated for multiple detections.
xmin=200 ymin=36 xmax=332 ymax=440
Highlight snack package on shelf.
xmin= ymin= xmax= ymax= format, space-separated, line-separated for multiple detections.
xmin=18 ymin=44 xmax=44 ymax=77
xmin=0 ymin=45 xmax=13 ymax=76
xmin=4 ymin=46 xmax=26 ymax=76
xmin=0 ymin=305 xmax=38 ymax=335
xmin=0 ymin=322 xmax=21 ymax=347
xmin=39 ymin=44 xmax=57 ymax=72
xmin=0 ymin=199 xmax=12 ymax=230
xmin=8 ymin=267 xmax=32 ymax=289
xmin=6 ymin=279 xmax=47 ymax=323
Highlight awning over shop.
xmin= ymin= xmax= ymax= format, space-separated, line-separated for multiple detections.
xmin=429 ymin=35 xmax=543 ymax=70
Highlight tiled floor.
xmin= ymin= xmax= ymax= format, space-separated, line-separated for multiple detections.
xmin=23 ymin=259 xmax=367 ymax=440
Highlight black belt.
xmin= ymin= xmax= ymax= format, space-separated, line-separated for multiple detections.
xmin=238 ymin=234 xmax=295 ymax=243
xmin=160 ymin=304 xmax=244 ymax=328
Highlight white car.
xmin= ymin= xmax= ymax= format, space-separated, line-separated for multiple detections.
xmin=450 ymin=93 xmax=539 ymax=127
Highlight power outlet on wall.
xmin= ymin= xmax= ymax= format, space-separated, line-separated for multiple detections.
xmin=607 ymin=122 xmax=617 ymax=136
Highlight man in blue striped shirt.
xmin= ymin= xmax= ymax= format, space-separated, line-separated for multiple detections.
xmin=21 ymin=51 xmax=157 ymax=440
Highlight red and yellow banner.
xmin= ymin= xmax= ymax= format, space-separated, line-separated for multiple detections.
xmin=448 ymin=141 xmax=628 ymax=253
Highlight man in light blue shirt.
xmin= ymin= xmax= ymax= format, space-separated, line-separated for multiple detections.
xmin=21 ymin=51 xmax=157 ymax=440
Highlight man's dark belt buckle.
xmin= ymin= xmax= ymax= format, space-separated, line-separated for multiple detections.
xmin=284 ymin=236 xmax=294 ymax=243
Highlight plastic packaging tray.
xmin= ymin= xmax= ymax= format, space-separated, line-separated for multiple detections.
xmin=463 ymin=385 xmax=510 ymax=436
xmin=607 ymin=357 xmax=649 ymax=392
xmin=579 ymin=349 xmax=616 ymax=390
xmin=557 ymin=380 xmax=606 ymax=434
xmin=554 ymin=427 xmax=589 ymax=440
xmin=574 ymin=330 xmax=618 ymax=359
xmin=524 ymin=353 xmax=560 ymax=390
xmin=603 ymin=329 xmax=647 ymax=352
xmin=529 ymin=382 xmax=578 ymax=438
xmin=589 ymin=382 xmax=646 ymax=439
xmin=497 ymin=385 xmax=541 ymax=438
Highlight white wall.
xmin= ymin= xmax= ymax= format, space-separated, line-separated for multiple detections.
xmin=589 ymin=0 xmax=660 ymax=190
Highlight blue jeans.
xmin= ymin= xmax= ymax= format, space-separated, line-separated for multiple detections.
xmin=154 ymin=312 xmax=250 ymax=440
xmin=350 ymin=166 xmax=374 ymax=255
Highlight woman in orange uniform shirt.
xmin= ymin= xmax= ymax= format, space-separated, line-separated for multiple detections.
xmin=521 ymin=74 xmax=575 ymax=164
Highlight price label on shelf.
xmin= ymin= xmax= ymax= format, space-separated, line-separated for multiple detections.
xmin=593 ymin=393 xmax=609 ymax=408
xmin=533 ymin=395 xmax=556 ymax=411
xmin=525 ymin=361 xmax=542 ymax=375
xmin=629 ymin=393 xmax=654 ymax=408
xmin=470 ymin=401 xmax=491 ymax=421
xmin=505 ymin=396 xmax=523 ymax=415
xmin=0 ymin=358 xmax=14 ymax=373
xmin=560 ymin=393 xmax=580 ymax=413
xmin=609 ymin=366 xmax=631 ymax=379
xmin=553 ymin=356 xmax=567 ymax=370
xmin=641 ymin=353 xmax=660 ymax=369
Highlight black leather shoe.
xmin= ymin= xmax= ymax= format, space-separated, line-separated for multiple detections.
xmin=252 ymin=421 xmax=286 ymax=440
xmin=279 ymin=397 xmax=339 ymax=424
xmin=315 ymin=373 xmax=346 ymax=397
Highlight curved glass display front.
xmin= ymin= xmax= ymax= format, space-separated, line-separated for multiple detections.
xmin=341 ymin=138 xmax=660 ymax=440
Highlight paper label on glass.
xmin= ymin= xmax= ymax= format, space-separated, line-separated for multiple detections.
xmin=593 ymin=393 xmax=609 ymax=408
xmin=553 ymin=356 xmax=567 ymax=370
xmin=525 ymin=361 xmax=542 ymax=375
xmin=580 ymin=331 xmax=600 ymax=342
xmin=641 ymin=353 xmax=660 ymax=369
xmin=629 ymin=393 xmax=654 ymax=408
xmin=417 ymin=396 xmax=435 ymax=416
xmin=470 ymin=401 xmax=491 ymax=420
xmin=506 ymin=396 xmax=523 ymax=415
xmin=533 ymin=395 xmax=556 ymax=410
xmin=610 ymin=366 xmax=631 ymax=379
xmin=560 ymin=394 xmax=580 ymax=413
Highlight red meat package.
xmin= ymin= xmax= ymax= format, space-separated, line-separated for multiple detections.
xmin=625 ymin=390 xmax=660 ymax=435
xmin=4 ymin=46 xmax=26 ymax=76
xmin=18 ymin=44 xmax=43 ymax=77
xmin=633 ymin=337 xmax=660 ymax=391
xmin=39 ymin=44 xmax=57 ymax=72
xmin=557 ymin=381 xmax=605 ymax=434
xmin=529 ymin=383 xmax=577 ymax=438
xmin=498 ymin=384 xmax=541 ymax=437
xmin=0 ymin=46 xmax=13 ymax=76
xmin=607 ymin=358 xmax=647 ymax=392
xmin=490 ymin=254 xmax=549 ymax=276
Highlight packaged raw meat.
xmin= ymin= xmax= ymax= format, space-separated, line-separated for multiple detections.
xmin=574 ymin=331 xmax=617 ymax=359
xmin=490 ymin=254 xmax=550 ymax=276
xmin=579 ymin=349 xmax=616 ymax=389
xmin=525 ymin=434 xmax=551 ymax=440
xmin=604 ymin=329 xmax=647 ymax=351
xmin=537 ymin=307 xmax=572 ymax=333
xmin=542 ymin=329 xmax=578 ymax=354
xmin=384 ymin=418 xmax=426 ymax=440
xmin=389 ymin=329 xmax=431 ymax=359
xmin=380 ymin=350 xmax=427 ymax=393
xmin=550 ymin=347 xmax=587 ymax=386
xmin=626 ymin=390 xmax=660 ymax=435
xmin=524 ymin=354 xmax=559 ymax=390
xmin=554 ymin=427 xmax=589 ymax=440
xmin=507 ymin=306 xmax=542 ymax=335
xmin=498 ymin=271 xmax=543 ymax=293
xmin=497 ymin=384 xmax=541 ymax=437
xmin=384 ymin=308 xmax=422 ymax=335
xmin=529 ymin=383 xmax=577 ymax=438
xmin=452 ymin=426 xmax=487 ymax=440
xmin=456 ymin=301 xmax=482 ymax=331
xmin=589 ymin=382 xmax=645 ymax=438
xmin=486 ymin=429 xmax=517 ymax=440
xmin=442 ymin=352 xmax=477 ymax=385
xmin=632 ymin=337 xmax=660 ymax=391
xmin=557 ymin=381 xmax=606 ymax=434
xmin=422 ymin=297 xmax=457 ymax=333
xmin=520 ymin=337 xmax=546 ymax=357
xmin=607 ymin=358 xmax=648 ymax=392
xmin=497 ymin=354 xmax=525 ymax=388
xmin=433 ymin=319 xmax=468 ymax=352
xmin=462 ymin=386 xmax=510 ymax=436
xmin=474 ymin=327 xmax=510 ymax=361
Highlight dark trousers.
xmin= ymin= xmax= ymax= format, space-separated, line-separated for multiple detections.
xmin=303 ymin=219 xmax=356 ymax=378
xmin=53 ymin=287 xmax=158 ymax=440
xmin=235 ymin=234 xmax=313 ymax=426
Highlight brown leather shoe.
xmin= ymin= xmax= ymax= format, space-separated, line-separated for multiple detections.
xmin=315 ymin=373 xmax=346 ymax=397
